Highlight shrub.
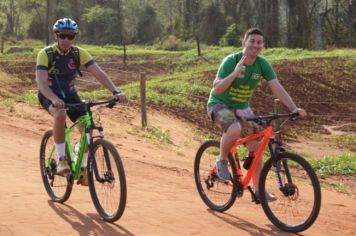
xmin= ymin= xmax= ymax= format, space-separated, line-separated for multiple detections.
xmin=156 ymin=35 xmax=193 ymax=51
xmin=219 ymin=24 xmax=241 ymax=47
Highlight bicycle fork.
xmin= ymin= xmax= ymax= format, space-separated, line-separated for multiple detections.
xmin=87 ymin=127 xmax=114 ymax=184
xmin=268 ymin=141 xmax=295 ymax=197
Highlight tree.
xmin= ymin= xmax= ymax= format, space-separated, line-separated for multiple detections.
xmin=286 ymin=0 xmax=311 ymax=48
xmin=136 ymin=5 xmax=161 ymax=44
xmin=0 ymin=0 xmax=20 ymax=36
xmin=347 ymin=0 xmax=355 ymax=47
xmin=198 ymin=1 xmax=226 ymax=45
xmin=219 ymin=23 xmax=240 ymax=46
xmin=81 ymin=5 xmax=122 ymax=45
xmin=255 ymin=0 xmax=280 ymax=47
xmin=184 ymin=0 xmax=202 ymax=55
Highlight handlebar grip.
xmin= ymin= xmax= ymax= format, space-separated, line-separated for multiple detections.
xmin=106 ymin=98 xmax=117 ymax=109
xmin=289 ymin=112 xmax=299 ymax=121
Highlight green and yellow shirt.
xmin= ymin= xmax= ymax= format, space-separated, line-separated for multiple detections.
xmin=207 ymin=52 xmax=276 ymax=109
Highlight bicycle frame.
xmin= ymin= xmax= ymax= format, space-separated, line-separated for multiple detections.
xmin=46 ymin=107 xmax=105 ymax=181
xmin=228 ymin=125 xmax=274 ymax=189
xmin=64 ymin=113 xmax=93 ymax=180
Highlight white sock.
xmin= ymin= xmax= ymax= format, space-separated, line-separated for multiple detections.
xmin=81 ymin=152 xmax=88 ymax=168
xmin=55 ymin=142 xmax=66 ymax=161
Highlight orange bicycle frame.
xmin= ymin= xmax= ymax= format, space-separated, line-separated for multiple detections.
xmin=230 ymin=125 xmax=274 ymax=188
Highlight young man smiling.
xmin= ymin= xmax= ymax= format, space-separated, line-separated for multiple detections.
xmin=207 ymin=28 xmax=306 ymax=201
xmin=36 ymin=18 xmax=127 ymax=185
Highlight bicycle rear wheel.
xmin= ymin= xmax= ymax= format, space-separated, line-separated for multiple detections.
xmin=194 ymin=140 xmax=238 ymax=212
xmin=259 ymin=152 xmax=321 ymax=233
xmin=40 ymin=130 xmax=73 ymax=203
xmin=88 ymin=139 xmax=127 ymax=222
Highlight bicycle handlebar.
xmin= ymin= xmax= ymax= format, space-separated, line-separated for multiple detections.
xmin=65 ymin=97 xmax=119 ymax=110
xmin=246 ymin=112 xmax=299 ymax=125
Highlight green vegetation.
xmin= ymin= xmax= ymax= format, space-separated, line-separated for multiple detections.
xmin=0 ymin=92 xmax=37 ymax=106
xmin=1 ymin=0 xmax=355 ymax=50
xmin=309 ymin=153 xmax=356 ymax=177
xmin=143 ymin=125 xmax=173 ymax=144
xmin=128 ymin=125 xmax=172 ymax=144
xmin=319 ymin=181 xmax=351 ymax=194
xmin=326 ymin=134 xmax=356 ymax=152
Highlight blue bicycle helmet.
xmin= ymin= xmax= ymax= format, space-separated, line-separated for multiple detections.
xmin=53 ymin=18 xmax=78 ymax=34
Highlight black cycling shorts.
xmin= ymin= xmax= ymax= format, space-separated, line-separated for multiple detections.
xmin=38 ymin=92 xmax=87 ymax=123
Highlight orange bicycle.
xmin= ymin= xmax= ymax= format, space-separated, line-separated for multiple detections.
xmin=194 ymin=112 xmax=321 ymax=233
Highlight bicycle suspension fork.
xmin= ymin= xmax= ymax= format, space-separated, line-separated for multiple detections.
xmin=268 ymin=141 xmax=293 ymax=191
xmin=86 ymin=126 xmax=113 ymax=183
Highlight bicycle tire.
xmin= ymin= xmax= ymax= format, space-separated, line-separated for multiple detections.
xmin=194 ymin=140 xmax=239 ymax=212
xmin=88 ymin=139 xmax=127 ymax=222
xmin=40 ymin=130 xmax=73 ymax=203
xmin=259 ymin=152 xmax=321 ymax=233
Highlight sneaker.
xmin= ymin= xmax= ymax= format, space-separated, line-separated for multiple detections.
xmin=77 ymin=167 xmax=88 ymax=186
xmin=215 ymin=159 xmax=231 ymax=181
xmin=56 ymin=156 xmax=71 ymax=176
xmin=255 ymin=191 xmax=277 ymax=202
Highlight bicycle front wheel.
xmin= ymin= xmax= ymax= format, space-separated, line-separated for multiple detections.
xmin=39 ymin=130 xmax=73 ymax=203
xmin=259 ymin=152 xmax=321 ymax=233
xmin=88 ymin=139 xmax=127 ymax=222
xmin=194 ymin=140 xmax=238 ymax=212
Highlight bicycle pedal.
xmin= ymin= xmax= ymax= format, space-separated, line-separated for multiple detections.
xmin=252 ymin=197 xmax=261 ymax=204
xmin=215 ymin=176 xmax=230 ymax=184
xmin=56 ymin=169 xmax=71 ymax=177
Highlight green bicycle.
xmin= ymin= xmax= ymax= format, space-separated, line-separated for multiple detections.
xmin=39 ymin=98 xmax=127 ymax=222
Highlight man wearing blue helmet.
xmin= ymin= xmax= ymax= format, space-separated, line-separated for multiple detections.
xmin=35 ymin=18 xmax=127 ymax=185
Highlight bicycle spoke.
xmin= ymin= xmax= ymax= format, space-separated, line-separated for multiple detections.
xmin=260 ymin=153 xmax=321 ymax=232
xmin=194 ymin=140 xmax=238 ymax=212
xmin=88 ymin=139 xmax=126 ymax=222
xmin=40 ymin=130 xmax=73 ymax=203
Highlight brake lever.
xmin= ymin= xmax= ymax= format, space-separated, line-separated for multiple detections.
xmin=289 ymin=112 xmax=299 ymax=121
xmin=106 ymin=99 xmax=117 ymax=109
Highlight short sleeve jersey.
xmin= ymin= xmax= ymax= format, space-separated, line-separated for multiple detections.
xmin=207 ymin=52 xmax=276 ymax=109
xmin=36 ymin=44 xmax=95 ymax=96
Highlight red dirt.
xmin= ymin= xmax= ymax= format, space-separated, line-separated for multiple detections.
xmin=0 ymin=103 xmax=355 ymax=235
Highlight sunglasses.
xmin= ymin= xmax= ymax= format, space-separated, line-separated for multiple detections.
xmin=57 ymin=33 xmax=76 ymax=40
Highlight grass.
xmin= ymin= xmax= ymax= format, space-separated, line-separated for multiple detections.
xmin=2 ymin=39 xmax=354 ymax=62
xmin=309 ymin=153 xmax=356 ymax=177
xmin=319 ymin=181 xmax=352 ymax=194
xmin=298 ymin=131 xmax=356 ymax=152
xmin=0 ymin=91 xmax=38 ymax=106
xmin=128 ymin=124 xmax=173 ymax=144
xmin=143 ymin=125 xmax=173 ymax=144
xmin=326 ymin=134 xmax=356 ymax=152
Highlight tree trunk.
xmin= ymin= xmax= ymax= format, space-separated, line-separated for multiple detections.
xmin=71 ymin=0 xmax=81 ymax=24
xmin=287 ymin=0 xmax=310 ymax=48
xmin=196 ymin=35 xmax=201 ymax=56
xmin=123 ymin=41 xmax=127 ymax=65
xmin=315 ymin=13 xmax=325 ymax=50
xmin=347 ymin=1 xmax=353 ymax=47
xmin=1 ymin=36 xmax=4 ymax=54
xmin=46 ymin=0 xmax=50 ymax=45
xmin=334 ymin=0 xmax=340 ymax=46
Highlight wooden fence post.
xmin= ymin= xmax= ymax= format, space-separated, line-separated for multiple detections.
xmin=274 ymin=98 xmax=282 ymax=141
xmin=1 ymin=36 xmax=4 ymax=54
xmin=140 ymin=73 xmax=147 ymax=127
xmin=123 ymin=42 xmax=127 ymax=65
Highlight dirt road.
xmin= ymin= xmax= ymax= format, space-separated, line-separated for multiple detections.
xmin=0 ymin=103 xmax=355 ymax=236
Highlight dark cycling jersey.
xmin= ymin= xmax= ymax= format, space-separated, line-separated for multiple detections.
xmin=36 ymin=44 xmax=95 ymax=97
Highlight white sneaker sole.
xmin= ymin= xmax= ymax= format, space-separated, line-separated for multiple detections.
xmin=56 ymin=168 xmax=71 ymax=177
